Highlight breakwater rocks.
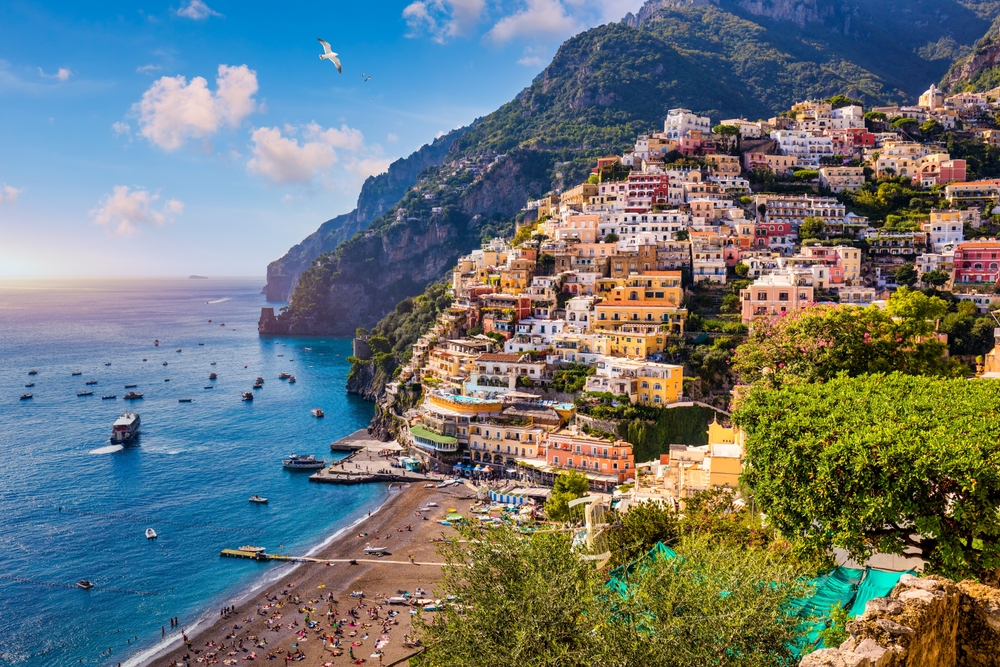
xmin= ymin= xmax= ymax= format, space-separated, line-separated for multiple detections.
xmin=801 ymin=574 xmax=1000 ymax=667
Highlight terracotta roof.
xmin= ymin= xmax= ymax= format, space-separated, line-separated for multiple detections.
xmin=477 ymin=353 xmax=526 ymax=363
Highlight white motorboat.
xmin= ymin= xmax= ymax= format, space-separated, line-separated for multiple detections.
xmin=238 ymin=545 xmax=266 ymax=553
xmin=363 ymin=543 xmax=387 ymax=555
xmin=111 ymin=412 xmax=141 ymax=443
xmin=145 ymin=528 xmax=157 ymax=539
xmin=77 ymin=579 xmax=95 ymax=590
xmin=242 ymin=391 xmax=254 ymax=401
xmin=311 ymin=408 xmax=324 ymax=418
xmin=282 ymin=454 xmax=325 ymax=470
xmin=248 ymin=495 xmax=269 ymax=504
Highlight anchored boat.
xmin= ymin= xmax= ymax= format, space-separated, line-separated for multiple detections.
xmin=248 ymin=495 xmax=269 ymax=504
xmin=77 ymin=580 xmax=95 ymax=590
xmin=241 ymin=391 xmax=254 ymax=401
xmin=145 ymin=528 xmax=157 ymax=539
xmin=111 ymin=412 xmax=141 ymax=444
xmin=124 ymin=391 xmax=144 ymax=400
xmin=282 ymin=454 xmax=325 ymax=470
xmin=311 ymin=408 xmax=324 ymax=418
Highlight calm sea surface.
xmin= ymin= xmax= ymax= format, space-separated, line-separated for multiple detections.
xmin=0 ymin=278 xmax=378 ymax=667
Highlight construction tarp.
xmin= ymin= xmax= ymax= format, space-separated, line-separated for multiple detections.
xmin=606 ymin=541 xmax=678 ymax=598
xmin=789 ymin=566 xmax=864 ymax=654
xmin=847 ymin=568 xmax=914 ymax=618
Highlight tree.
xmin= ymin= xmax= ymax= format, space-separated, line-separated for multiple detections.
xmin=415 ymin=527 xmax=599 ymax=667
xmin=733 ymin=261 xmax=750 ymax=278
xmin=884 ymin=286 xmax=948 ymax=327
xmin=798 ymin=216 xmax=828 ymax=241
xmin=893 ymin=262 xmax=919 ymax=287
xmin=793 ymin=169 xmax=819 ymax=181
xmin=603 ymin=500 xmax=678 ymax=568
xmin=734 ymin=373 xmax=1000 ymax=579
xmin=920 ymin=118 xmax=944 ymax=139
xmin=713 ymin=124 xmax=740 ymax=137
xmin=603 ymin=232 xmax=619 ymax=243
xmin=922 ymin=269 xmax=950 ymax=287
xmin=891 ymin=117 xmax=920 ymax=139
xmin=546 ymin=470 xmax=591 ymax=521
xmin=731 ymin=304 xmax=956 ymax=387
xmin=825 ymin=94 xmax=863 ymax=109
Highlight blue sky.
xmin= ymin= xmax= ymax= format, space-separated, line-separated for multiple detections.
xmin=0 ymin=0 xmax=643 ymax=278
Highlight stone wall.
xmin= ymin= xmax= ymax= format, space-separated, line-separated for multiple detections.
xmin=800 ymin=574 xmax=1000 ymax=667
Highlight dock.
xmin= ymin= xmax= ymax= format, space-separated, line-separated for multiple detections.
xmin=329 ymin=429 xmax=374 ymax=453
xmin=313 ymin=432 xmax=435 ymax=485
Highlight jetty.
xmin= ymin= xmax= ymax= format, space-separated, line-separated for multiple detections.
xmin=311 ymin=431 xmax=435 ymax=485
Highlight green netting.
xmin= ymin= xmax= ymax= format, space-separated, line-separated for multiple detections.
xmin=789 ymin=566 xmax=864 ymax=654
xmin=847 ymin=568 xmax=914 ymax=618
xmin=606 ymin=542 xmax=678 ymax=597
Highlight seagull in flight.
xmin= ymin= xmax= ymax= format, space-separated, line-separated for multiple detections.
xmin=317 ymin=39 xmax=341 ymax=73
xmin=365 ymin=75 xmax=373 ymax=82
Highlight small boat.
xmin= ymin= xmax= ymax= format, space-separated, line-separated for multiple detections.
xmin=208 ymin=319 xmax=212 ymax=323
xmin=210 ymin=361 xmax=217 ymax=366
xmin=242 ymin=391 xmax=254 ymax=401
xmin=253 ymin=382 xmax=263 ymax=389
xmin=304 ymin=347 xmax=312 ymax=351
xmin=238 ymin=545 xmax=266 ymax=553
xmin=198 ymin=342 xmax=204 ymax=346
xmin=125 ymin=384 xmax=137 ymax=388
xmin=77 ymin=580 xmax=95 ymax=590
xmin=123 ymin=391 xmax=144 ymax=400
xmin=349 ymin=591 xmax=364 ymax=598
xmin=146 ymin=528 xmax=157 ymax=539
xmin=311 ymin=408 xmax=324 ymax=418
xmin=204 ymin=386 xmax=213 ymax=389
xmin=220 ymin=323 xmax=225 ymax=326
xmin=25 ymin=383 xmax=34 ymax=388
xmin=278 ymin=372 xmax=291 ymax=380
xmin=102 ymin=395 xmax=117 ymax=400
xmin=363 ymin=543 xmax=387 ymax=555
xmin=209 ymin=373 xmax=218 ymax=381
xmin=277 ymin=354 xmax=284 ymax=357
xmin=178 ymin=398 xmax=193 ymax=403
xmin=28 ymin=370 xmax=38 ymax=376
xmin=154 ymin=340 xmax=159 ymax=346
xmin=256 ymin=377 xmax=265 ymax=384
xmin=282 ymin=454 xmax=325 ymax=470
xmin=176 ymin=348 xmax=182 ymax=353
xmin=104 ymin=362 xmax=111 ymax=366
xmin=426 ymin=502 xmax=438 ymax=507
xmin=71 ymin=371 xmax=82 ymax=376
xmin=111 ymin=412 xmax=141 ymax=443
xmin=142 ymin=358 xmax=147 ymax=362
xmin=162 ymin=361 xmax=168 ymax=366
xmin=287 ymin=376 xmax=296 ymax=383
xmin=77 ymin=391 xmax=94 ymax=397
xmin=85 ymin=380 xmax=98 ymax=385
xmin=164 ymin=378 xmax=170 ymax=382
xmin=248 ymin=495 xmax=269 ymax=504
xmin=20 ymin=394 xmax=33 ymax=400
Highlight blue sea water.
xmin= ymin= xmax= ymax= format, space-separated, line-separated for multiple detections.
xmin=0 ymin=278 xmax=379 ymax=667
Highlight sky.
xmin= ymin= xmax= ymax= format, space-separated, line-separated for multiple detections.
xmin=0 ymin=0 xmax=645 ymax=278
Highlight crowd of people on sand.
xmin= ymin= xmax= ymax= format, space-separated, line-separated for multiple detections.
xmin=160 ymin=515 xmax=434 ymax=667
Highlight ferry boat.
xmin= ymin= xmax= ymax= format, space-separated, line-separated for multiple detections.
xmin=111 ymin=412 xmax=141 ymax=444
xmin=282 ymin=454 xmax=325 ymax=470
xmin=209 ymin=373 xmax=217 ymax=380
xmin=123 ymin=391 xmax=144 ymax=400
xmin=248 ymin=495 xmax=268 ymax=504
xmin=77 ymin=391 xmax=94 ymax=397
xmin=71 ymin=371 xmax=82 ymax=376
xmin=311 ymin=408 xmax=324 ymax=418
xmin=20 ymin=393 xmax=33 ymax=400
xmin=242 ymin=391 xmax=254 ymax=401
xmin=278 ymin=372 xmax=291 ymax=380
xmin=146 ymin=528 xmax=157 ymax=539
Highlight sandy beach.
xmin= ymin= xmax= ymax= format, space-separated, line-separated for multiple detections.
xmin=145 ymin=482 xmax=475 ymax=667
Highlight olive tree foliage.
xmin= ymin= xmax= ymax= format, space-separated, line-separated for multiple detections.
xmin=546 ymin=470 xmax=591 ymax=521
xmin=731 ymin=295 xmax=958 ymax=387
xmin=734 ymin=373 xmax=1000 ymax=579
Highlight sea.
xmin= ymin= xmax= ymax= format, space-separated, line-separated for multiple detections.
xmin=0 ymin=277 xmax=381 ymax=667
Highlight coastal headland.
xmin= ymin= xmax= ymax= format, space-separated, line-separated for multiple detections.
xmin=147 ymin=482 xmax=474 ymax=667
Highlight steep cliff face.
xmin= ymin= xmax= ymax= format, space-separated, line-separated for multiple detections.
xmin=263 ymin=127 xmax=468 ymax=302
xmin=261 ymin=149 xmax=552 ymax=336
xmin=942 ymin=17 xmax=1000 ymax=92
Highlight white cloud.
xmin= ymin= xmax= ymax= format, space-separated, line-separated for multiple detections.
xmin=387 ymin=133 xmax=399 ymax=143
xmin=517 ymin=45 xmax=547 ymax=67
xmin=176 ymin=0 xmax=223 ymax=20
xmin=137 ymin=64 xmax=162 ymax=74
xmin=247 ymin=123 xmax=386 ymax=186
xmin=90 ymin=186 xmax=183 ymax=235
xmin=0 ymin=185 xmax=22 ymax=203
xmin=112 ymin=121 xmax=131 ymax=136
xmin=403 ymin=0 xmax=486 ymax=43
xmin=131 ymin=64 xmax=258 ymax=151
xmin=38 ymin=67 xmax=71 ymax=81
xmin=486 ymin=0 xmax=579 ymax=44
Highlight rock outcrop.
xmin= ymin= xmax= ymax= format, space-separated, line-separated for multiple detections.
xmin=799 ymin=574 xmax=1000 ymax=667
xmin=263 ymin=127 xmax=468 ymax=302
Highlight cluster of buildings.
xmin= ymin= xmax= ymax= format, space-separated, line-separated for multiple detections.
xmin=374 ymin=88 xmax=1000 ymax=497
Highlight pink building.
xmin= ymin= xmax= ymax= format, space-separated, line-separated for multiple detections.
xmin=954 ymin=240 xmax=1000 ymax=284
xmin=739 ymin=273 xmax=815 ymax=323
xmin=676 ymin=130 xmax=717 ymax=156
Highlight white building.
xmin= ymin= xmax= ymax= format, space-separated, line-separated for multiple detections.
xmin=770 ymin=130 xmax=834 ymax=168
xmin=664 ymin=108 xmax=712 ymax=140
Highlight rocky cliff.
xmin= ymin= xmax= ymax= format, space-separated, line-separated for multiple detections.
xmin=263 ymin=127 xmax=468 ymax=302
xmin=942 ymin=17 xmax=1000 ymax=92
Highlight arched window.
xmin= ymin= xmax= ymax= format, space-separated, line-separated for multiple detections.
xmin=653 ymin=383 xmax=662 ymax=390
xmin=629 ymin=291 xmax=639 ymax=301
xmin=641 ymin=381 xmax=649 ymax=389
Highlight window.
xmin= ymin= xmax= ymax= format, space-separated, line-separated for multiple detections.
xmin=653 ymin=383 xmax=662 ymax=390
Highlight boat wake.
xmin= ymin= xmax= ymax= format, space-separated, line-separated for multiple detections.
xmin=205 ymin=297 xmax=231 ymax=304
xmin=89 ymin=445 xmax=124 ymax=455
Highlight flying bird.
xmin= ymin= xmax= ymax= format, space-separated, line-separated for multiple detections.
xmin=365 ymin=75 xmax=373 ymax=82
xmin=317 ymin=39 xmax=342 ymax=73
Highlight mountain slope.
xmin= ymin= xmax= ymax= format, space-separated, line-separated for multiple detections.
xmin=941 ymin=15 xmax=1000 ymax=91
xmin=264 ymin=127 xmax=467 ymax=302
xmin=264 ymin=0 xmax=997 ymax=335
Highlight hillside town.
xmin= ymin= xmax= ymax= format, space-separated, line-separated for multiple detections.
xmin=348 ymin=83 xmax=1000 ymax=511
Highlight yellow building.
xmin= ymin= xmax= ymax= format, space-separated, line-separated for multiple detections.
xmin=597 ymin=325 xmax=671 ymax=359
xmin=499 ymin=258 xmax=535 ymax=295
xmin=594 ymin=272 xmax=686 ymax=334
xmin=704 ymin=154 xmax=741 ymax=177
xmin=636 ymin=363 xmax=683 ymax=405
xmin=705 ymin=420 xmax=742 ymax=490
xmin=560 ymin=183 xmax=599 ymax=209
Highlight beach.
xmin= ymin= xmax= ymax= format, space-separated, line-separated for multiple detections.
xmin=145 ymin=482 xmax=474 ymax=667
